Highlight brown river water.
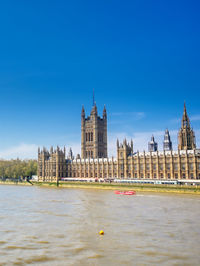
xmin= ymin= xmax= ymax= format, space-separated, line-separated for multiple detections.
xmin=0 ymin=185 xmax=200 ymax=266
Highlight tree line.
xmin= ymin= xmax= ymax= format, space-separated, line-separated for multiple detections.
xmin=0 ymin=159 xmax=37 ymax=180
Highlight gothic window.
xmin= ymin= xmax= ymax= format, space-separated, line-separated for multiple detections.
xmin=174 ymin=164 xmax=178 ymax=170
xmin=161 ymin=173 xmax=163 ymax=179
xmin=168 ymin=173 xmax=171 ymax=179
xmin=166 ymin=163 xmax=170 ymax=170
xmin=190 ymin=173 xmax=194 ymax=179
xmin=91 ymin=132 xmax=93 ymax=141
xmin=98 ymin=133 xmax=103 ymax=143
xmin=154 ymin=173 xmax=157 ymax=179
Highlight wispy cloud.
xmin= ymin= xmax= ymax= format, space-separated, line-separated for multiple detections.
xmin=191 ymin=115 xmax=200 ymax=121
xmin=0 ymin=143 xmax=38 ymax=160
xmin=1 ymin=129 xmax=199 ymax=160
xmin=170 ymin=114 xmax=200 ymax=124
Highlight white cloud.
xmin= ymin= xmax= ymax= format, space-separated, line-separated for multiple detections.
xmin=191 ymin=115 xmax=200 ymax=121
xmin=0 ymin=143 xmax=38 ymax=160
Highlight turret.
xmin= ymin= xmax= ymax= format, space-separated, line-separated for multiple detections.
xmin=148 ymin=135 xmax=158 ymax=152
xmin=103 ymin=105 xmax=107 ymax=120
xmin=117 ymin=139 xmax=119 ymax=148
xmin=163 ymin=129 xmax=172 ymax=151
xmin=81 ymin=105 xmax=85 ymax=121
xmin=68 ymin=147 xmax=74 ymax=160
xmin=131 ymin=139 xmax=133 ymax=151
xmin=50 ymin=146 xmax=53 ymax=154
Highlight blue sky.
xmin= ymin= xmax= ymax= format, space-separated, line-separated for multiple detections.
xmin=0 ymin=0 xmax=200 ymax=159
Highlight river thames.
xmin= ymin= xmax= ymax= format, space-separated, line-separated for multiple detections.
xmin=0 ymin=185 xmax=200 ymax=265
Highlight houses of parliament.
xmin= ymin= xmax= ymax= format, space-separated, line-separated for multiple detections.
xmin=38 ymin=102 xmax=200 ymax=182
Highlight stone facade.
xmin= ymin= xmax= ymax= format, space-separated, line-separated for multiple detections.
xmin=38 ymin=103 xmax=200 ymax=181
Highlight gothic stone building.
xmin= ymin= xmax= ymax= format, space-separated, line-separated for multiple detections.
xmin=38 ymin=103 xmax=200 ymax=182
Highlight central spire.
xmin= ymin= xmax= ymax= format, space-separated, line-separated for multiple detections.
xmin=182 ymin=102 xmax=190 ymax=128
xmin=178 ymin=102 xmax=196 ymax=150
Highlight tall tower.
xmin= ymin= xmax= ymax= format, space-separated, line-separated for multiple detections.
xmin=81 ymin=102 xmax=107 ymax=159
xmin=163 ymin=129 xmax=173 ymax=151
xmin=148 ymin=135 xmax=158 ymax=152
xmin=178 ymin=103 xmax=196 ymax=150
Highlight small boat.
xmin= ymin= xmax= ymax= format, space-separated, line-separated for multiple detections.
xmin=114 ymin=190 xmax=136 ymax=195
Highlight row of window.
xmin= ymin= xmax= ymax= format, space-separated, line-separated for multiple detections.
xmin=85 ymin=151 xmax=94 ymax=158
xmin=85 ymin=132 xmax=105 ymax=143
xmin=66 ymin=172 xmax=200 ymax=179
xmin=123 ymin=163 xmax=199 ymax=171
xmin=124 ymin=173 xmax=200 ymax=179
xmin=86 ymin=132 xmax=93 ymax=142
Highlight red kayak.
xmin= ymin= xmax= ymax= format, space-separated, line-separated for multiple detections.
xmin=115 ymin=190 xmax=136 ymax=195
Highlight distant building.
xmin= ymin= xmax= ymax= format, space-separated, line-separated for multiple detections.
xmin=38 ymin=102 xmax=200 ymax=181
xmin=163 ymin=129 xmax=172 ymax=151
